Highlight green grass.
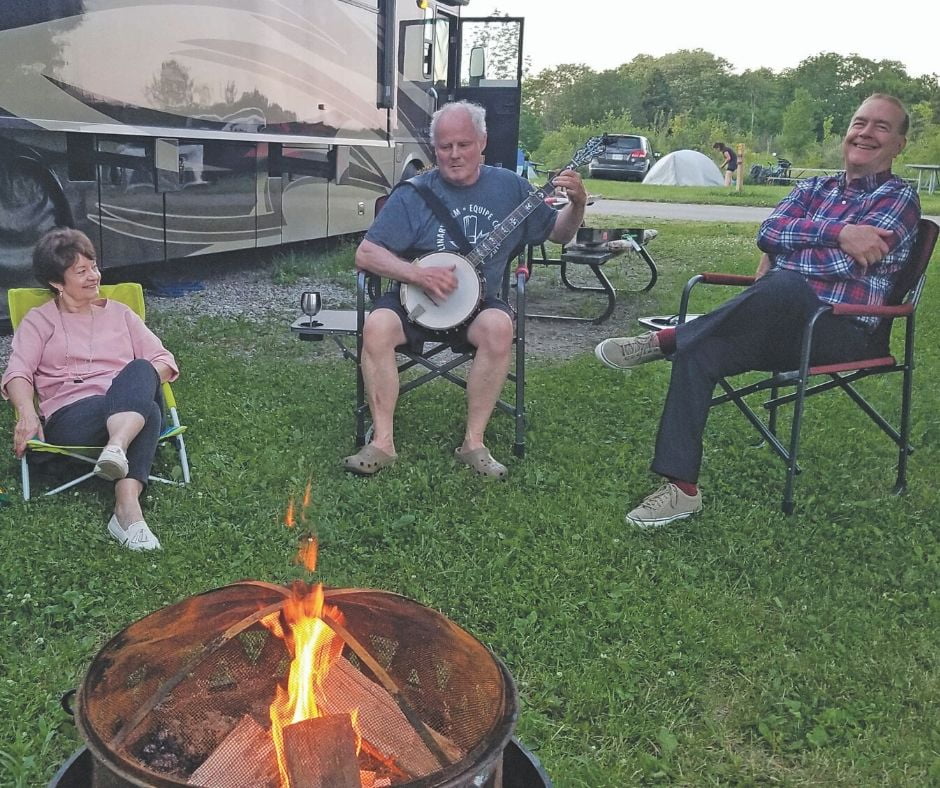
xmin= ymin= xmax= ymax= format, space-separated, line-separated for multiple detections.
xmin=584 ymin=179 xmax=940 ymax=216
xmin=2 ymin=222 xmax=939 ymax=786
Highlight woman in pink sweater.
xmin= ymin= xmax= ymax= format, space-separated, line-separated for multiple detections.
xmin=2 ymin=229 xmax=179 ymax=551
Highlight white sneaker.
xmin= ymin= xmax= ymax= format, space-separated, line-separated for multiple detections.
xmin=94 ymin=445 xmax=128 ymax=481
xmin=627 ymin=483 xmax=702 ymax=529
xmin=594 ymin=332 xmax=663 ymax=370
xmin=108 ymin=515 xmax=161 ymax=551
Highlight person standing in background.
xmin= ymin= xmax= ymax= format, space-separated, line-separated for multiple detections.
xmin=713 ymin=142 xmax=738 ymax=187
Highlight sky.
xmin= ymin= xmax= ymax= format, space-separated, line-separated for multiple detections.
xmin=482 ymin=0 xmax=939 ymax=80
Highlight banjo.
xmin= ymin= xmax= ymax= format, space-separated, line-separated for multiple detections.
xmin=399 ymin=136 xmax=606 ymax=332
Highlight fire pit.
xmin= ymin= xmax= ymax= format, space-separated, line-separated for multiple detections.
xmin=65 ymin=581 xmax=538 ymax=788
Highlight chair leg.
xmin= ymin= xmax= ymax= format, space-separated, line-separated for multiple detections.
xmin=355 ymin=334 xmax=367 ymax=449
xmin=895 ymin=357 xmax=915 ymax=494
xmin=513 ymin=270 xmax=527 ymax=458
xmin=767 ymin=382 xmax=779 ymax=438
xmin=21 ymin=456 xmax=30 ymax=501
xmin=782 ymin=375 xmax=810 ymax=515
xmin=176 ymin=434 xmax=191 ymax=484
xmin=42 ymin=470 xmax=99 ymax=497
xmin=167 ymin=406 xmax=191 ymax=484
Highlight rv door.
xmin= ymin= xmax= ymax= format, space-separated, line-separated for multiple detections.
xmin=453 ymin=16 xmax=524 ymax=171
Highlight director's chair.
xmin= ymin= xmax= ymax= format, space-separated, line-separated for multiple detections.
xmin=8 ymin=283 xmax=191 ymax=500
xmin=663 ymin=218 xmax=937 ymax=514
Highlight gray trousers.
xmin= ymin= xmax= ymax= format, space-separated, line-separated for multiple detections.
xmin=651 ymin=270 xmax=877 ymax=484
xmin=43 ymin=359 xmax=163 ymax=483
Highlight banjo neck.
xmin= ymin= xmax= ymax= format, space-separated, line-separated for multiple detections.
xmin=465 ymin=136 xmax=605 ymax=269
xmin=465 ymin=178 xmax=560 ymax=268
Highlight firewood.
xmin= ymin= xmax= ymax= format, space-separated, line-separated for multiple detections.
xmin=282 ymin=714 xmax=360 ymax=788
xmin=359 ymin=773 xmax=392 ymax=788
xmin=317 ymin=658 xmax=464 ymax=777
xmin=188 ymin=714 xmax=278 ymax=787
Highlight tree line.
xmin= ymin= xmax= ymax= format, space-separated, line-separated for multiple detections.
xmin=516 ymin=49 xmax=940 ymax=171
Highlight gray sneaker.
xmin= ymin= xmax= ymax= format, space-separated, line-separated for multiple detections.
xmin=626 ymin=483 xmax=703 ymax=529
xmin=594 ymin=331 xmax=663 ymax=370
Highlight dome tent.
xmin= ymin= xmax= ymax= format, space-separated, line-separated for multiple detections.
xmin=643 ymin=149 xmax=724 ymax=186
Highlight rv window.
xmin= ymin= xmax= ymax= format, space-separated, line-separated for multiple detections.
xmin=459 ymin=20 xmax=520 ymax=87
xmin=97 ymin=138 xmax=154 ymax=191
xmin=66 ymin=134 xmax=96 ymax=182
xmin=281 ymin=146 xmax=332 ymax=181
xmin=400 ymin=20 xmax=430 ymax=82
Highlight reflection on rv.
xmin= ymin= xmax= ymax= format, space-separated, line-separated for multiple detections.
xmin=0 ymin=1 xmax=524 ymax=322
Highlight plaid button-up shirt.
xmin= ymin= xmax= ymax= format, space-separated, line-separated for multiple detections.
xmin=757 ymin=171 xmax=921 ymax=328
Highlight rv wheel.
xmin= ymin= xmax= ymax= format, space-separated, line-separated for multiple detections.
xmin=400 ymin=161 xmax=423 ymax=182
xmin=0 ymin=157 xmax=66 ymax=242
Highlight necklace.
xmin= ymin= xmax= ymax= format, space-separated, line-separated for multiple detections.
xmin=58 ymin=303 xmax=96 ymax=384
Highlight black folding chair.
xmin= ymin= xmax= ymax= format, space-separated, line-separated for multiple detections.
xmin=675 ymin=218 xmax=938 ymax=514
xmin=353 ymin=251 xmax=530 ymax=457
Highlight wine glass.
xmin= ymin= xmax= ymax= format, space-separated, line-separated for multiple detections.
xmin=300 ymin=290 xmax=322 ymax=327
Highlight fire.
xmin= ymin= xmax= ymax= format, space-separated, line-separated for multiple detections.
xmin=285 ymin=481 xmax=318 ymax=570
xmin=296 ymin=535 xmax=318 ymax=572
xmin=264 ymin=499 xmax=362 ymax=787
xmin=262 ymin=581 xmax=354 ymax=786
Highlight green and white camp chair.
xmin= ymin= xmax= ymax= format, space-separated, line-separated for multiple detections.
xmin=8 ymin=283 xmax=190 ymax=500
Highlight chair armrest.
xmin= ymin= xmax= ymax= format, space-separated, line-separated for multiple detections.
xmin=830 ymin=302 xmax=913 ymax=318
xmin=698 ymin=272 xmax=756 ymax=287
xmin=161 ymin=380 xmax=178 ymax=410
xmin=678 ymin=272 xmax=756 ymax=322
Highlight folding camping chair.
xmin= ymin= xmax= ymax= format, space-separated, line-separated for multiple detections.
xmin=7 ymin=282 xmax=191 ymax=500
xmin=352 ymin=250 xmax=530 ymax=457
xmin=669 ymin=218 xmax=938 ymax=514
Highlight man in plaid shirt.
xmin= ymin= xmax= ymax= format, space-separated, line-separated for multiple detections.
xmin=594 ymin=94 xmax=921 ymax=528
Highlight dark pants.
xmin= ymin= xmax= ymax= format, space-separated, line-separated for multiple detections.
xmin=652 ymin=270 xmax=877 ymax=484
xmin=43 ymin=359 xmax=163 ymax=484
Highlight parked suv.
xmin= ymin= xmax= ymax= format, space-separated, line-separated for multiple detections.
xmin=588 ymin=134 xmax=658 ymax=181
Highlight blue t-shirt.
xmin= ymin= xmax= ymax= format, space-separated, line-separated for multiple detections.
xmin=365 ymin=166 xmax=558 ymax=298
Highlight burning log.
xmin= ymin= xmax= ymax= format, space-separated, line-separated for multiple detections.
xmin=318 ymin=657 xmax=464 ymax=777
xmin=282 ymin=714 xmax=360 ymax=788
xmin=188 ymin=715 xmax=278 ymax=787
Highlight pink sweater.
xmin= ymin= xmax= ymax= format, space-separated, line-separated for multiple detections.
xmin=2 ymin=299 xmax=179 ymax=420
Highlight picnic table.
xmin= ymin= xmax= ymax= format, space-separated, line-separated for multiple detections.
xmin=905 ymin=164 xmax=940 ymax=194
xmin=787 ymin=166 xmax=842 ymax=179
xmin=524 ymin=230 xmax=658 ymax=324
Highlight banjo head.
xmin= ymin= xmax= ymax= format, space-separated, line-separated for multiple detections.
xmin=400 ymin=252 xmax=483 ymax=331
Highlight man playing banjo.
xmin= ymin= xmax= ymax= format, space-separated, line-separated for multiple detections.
xmin=345 ymin=100 xmax=587 ymax=478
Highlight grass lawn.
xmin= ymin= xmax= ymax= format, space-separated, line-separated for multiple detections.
xmin=1 ymin=221 xmax=939 ymax=786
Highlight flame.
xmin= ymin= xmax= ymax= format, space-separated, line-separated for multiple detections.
xmin=296 ymin=535 xmax=318 ymax=572
xmin=266 ymin=493 xmax=362 ymax=786
xmin=262 ymin=577 xmax=359 ymax=787
xmin=289 ymin=480 xmax=318 ymax=572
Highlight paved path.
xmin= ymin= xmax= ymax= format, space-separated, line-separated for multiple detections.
xmin=587 ymin=199 xmax=940 ymax=226
xmin=587 ymin=199 xmax=771 ymax=223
